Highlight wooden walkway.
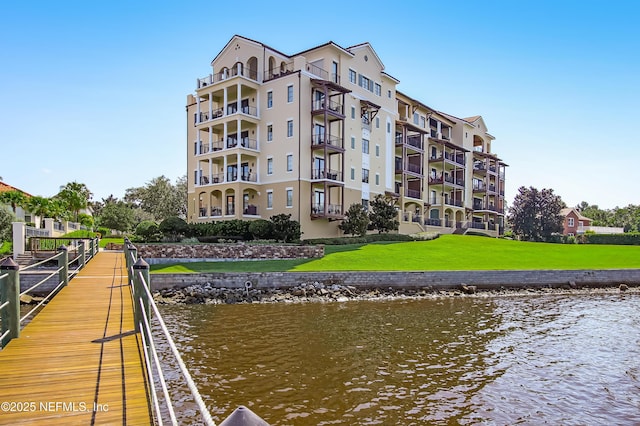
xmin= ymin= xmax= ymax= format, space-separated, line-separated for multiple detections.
xmin=0 ymin=252 xmax=152 ymax=425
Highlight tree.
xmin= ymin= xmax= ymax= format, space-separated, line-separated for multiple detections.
xmin=339 ymin=203 xmax=370 ymax=237
xmin=159 ymin=217 xmax=188 ymax=241
xmin=98 ymin=201 xmax=136 ymax=233
xmin=508 ymin=186 xmax=564 ymax=242
xmin=56 ymin=182 xmax=92 ymax=222
xmin=270 ymin=214 xmax=301 ymax=242
xmin=125 ymin=175 xmax=186 ymax=222
xmin=0 ymin=207 xmax=14 ymax=243
xmin=0 ymin=190 xmax=27 ymax=215
xmin=135 ymin=220 xmax=162 ymax=242
xmin=369 ymin=194 xmax=399 ymax=233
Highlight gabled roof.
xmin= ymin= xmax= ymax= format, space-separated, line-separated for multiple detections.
xmin=211 ymin=35 xmax=291 ymax=65
xmin=346 ymin=42 xmax=385 ymax=70
xmin=0 ymin=182 xmax=32 ymax=197
xmin=560 ymin=208 xmax=592 ymax=221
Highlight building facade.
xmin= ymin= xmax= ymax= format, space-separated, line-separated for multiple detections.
xmin=186 ymin=36 xmax=506 ymax=239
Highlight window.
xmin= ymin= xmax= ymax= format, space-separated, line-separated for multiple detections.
xmin=332 ymin=61 xmax=338 ymax=83
xmin=362 ymin=138 xmax=369 ymax=154
xmin=387 ymin=122 xmax=391 ymax=133
xmin=287 ymin=120 xmax=293 ymax=137
xmin=376 ymin=117 xmax=379 ymax=128
xmin=578 ymin=221 xmax=584 ymax=227
xmin=349 ymin=69 xmax=356 ymax=83
xmin=267 ymin=124 xmax=273 ymax=142
xmin=267 ymin=157 xmax=273 ymax=175
xmin=388 ymin=90 xmax=391 ymax=98
xmin=351 ymin=136 xmax=355 ymax=149
xmin=420 ymin=116 xmax=426 ymax=128
xmin=375 ymin=144 xmax=380 ymax=157
xmin=358 ymin=74 xmax=373 ymax=91
xmin=286 ymin=189 xmax=293 ymax=207
xmin=568 ymin=217 xmax=574 ymax=227
xmin=375 ymin=173 xmax=380 ymax=185
xmin=351 ymin=106 xmax=355 ymax=119
xmin=362 ymin=168 xmax=369 ymax=183
xmin=350 ymin=167 xmax=355 ymax=180
xmin=267 ymin=191 xmax=273 ymax=209
xmin=286 ymin=154 xmax=293 ymax=172
xmin=287 ymin=85 xmax=293 ymax=103
xmin=362 ymin=199 xmax=369 ymax=210
xmin=374 ymin=83 xmax=381 ymax=96
xmin=267 ymin=91 xmax=273 ymax=109
xmin=413 ymin=113 xmax=419 ymax=125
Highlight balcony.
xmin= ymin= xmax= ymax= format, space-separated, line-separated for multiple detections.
xmin=197 ymin=66 xmax=259 ymax=89
xmin=311 ymin=203 xmax=343 ymax=218
xmin=195 ymin=140 xmax=224 ymax=155
xmin=263 ymin=62 xmax=295 ymax=81
xmin=473 ymin=182 xmax=486 ymax=193
xmin=243 ymin=205 xmax=259 ymax=216
xmin=445 ymin=199 xmax=464 ymax=208
xmin=312 ymin=99 xmax=344 ymax=116
xmin=429 ymin=151 xmax=465 ymax=165
xmin=311 ymin=169 xmax=342 ymax=181
xmin=395 ymin=134 xmax=424 ymax=151
xmin=473 ymin=202 xmax=504 ymax=213
xmin=227 ymin=137 xmax=258 ymax=150
xmin=429 ymin=174 xmax=464 ymax=187
xmin=197 ymin=173 xmax=224 ymax=186
xmin=405 ymin=188 xmax=421 ymax=199
xmin=311 ymin=133 xmax=344 ymax=150
xmin=198 ymin=206 xmax=223 ymax=217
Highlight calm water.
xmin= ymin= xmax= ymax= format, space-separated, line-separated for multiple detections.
xmin=157 ymin=293 xmax=640 ymax=425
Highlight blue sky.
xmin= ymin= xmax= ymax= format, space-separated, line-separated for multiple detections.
xmin=1 ymin=1 xmax=638 ymax=209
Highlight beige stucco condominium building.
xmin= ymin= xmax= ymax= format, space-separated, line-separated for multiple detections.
xmin=186 ymin=35 xmax=506 ymax=239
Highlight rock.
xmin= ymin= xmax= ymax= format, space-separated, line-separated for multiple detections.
xmin=20 ymin=294 xmax=33 ymax=304
xmin=460 ymin=284 xmax=476 ymax=295
xmin=619 ymin=284 xmax=629 ymax=292
xmin=292 ymin=288 xmax=305 ymax=297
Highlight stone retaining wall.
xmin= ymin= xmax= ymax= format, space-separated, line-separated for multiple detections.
xmin=137 ymin=244 xmax=324 ymax=264
xmin=150 ymin=269 xmax=640 ymax=291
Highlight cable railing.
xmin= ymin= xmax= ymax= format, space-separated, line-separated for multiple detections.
xmin=123 ymin=240 xmax=216 ymax=426
xmin=0 ymin=237 xmax=100 ymax=349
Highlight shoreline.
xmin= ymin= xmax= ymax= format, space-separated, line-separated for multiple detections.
xmin=154 ymin=281 xmax=639 ymax=305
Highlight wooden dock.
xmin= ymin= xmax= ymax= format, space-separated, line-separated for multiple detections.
xmin=0 ymin=251 xmax=152 ymax=425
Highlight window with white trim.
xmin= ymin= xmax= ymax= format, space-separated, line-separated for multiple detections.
xmin=267 ymin=91 xmax=273 ymax=109
xmin=267 ymin=157 xmax=273 ymax=175
xmin=287 ymin=119 xmax=293 ymax=137
xmin=286 ymin=189 xmax=293 ymax=207
xmin=287 ymin=85 xmax=293 ymax=103
xmin=267 ymin=191 xmax=273 ymax=209
xmin=568 ymin=217 xmax=574 ymax=227
xmin=349 ymin=69 xmax=356 ymax=84
xmin=267 ymin=124 xmax=273 ymax=142
xmin=362 ymin=168 xmax=369 ymax=183
xmin=286 ymin=154 xmax=293 ymax=172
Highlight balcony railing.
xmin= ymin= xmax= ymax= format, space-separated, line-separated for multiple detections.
xmin=305 ymin=62 xmax=329 ymax=80
xmin=405 ymin=188 xmax=421 ymax=199
xmin=197 ymin=173 xmax=224 ymax=186
xmin=311 ymin=204 xmax=342 ymax=216
xmin=444 ymin=151 xmax=465 ymax=165
xmin=197 ymin=66 xmax=259 ymax=89
xmin=405 ymin=163 xmax=422 ymax=174
xmin=311 ymin=133 xmax=343 ymax=149
xmin=243 ymin=205 xmax=259 ymax=216
xmin=263 ymin=63 xmax=295 ymax=81
xmin=312 ymin=99 xmax=344 ymax=114
xmin=226 ymin=137 xmax=257 ymax=150
xmin=406 ymin=135 xmax=423 ymax=150
xmin=194 ymin=108 xmax=224 ymax=125
xmin=311 ymin=169 xmax=342 ymax=181
xmin=473 ymin=182 xmax=486 ymax=192
xmin=445 ymin=199 xmax=464 ymax=207
xmin=239 ymin=173 xmax=257 ymax=183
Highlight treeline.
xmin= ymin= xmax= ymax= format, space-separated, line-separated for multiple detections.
xmin=576 ymin=201 xmax=640 ymax=232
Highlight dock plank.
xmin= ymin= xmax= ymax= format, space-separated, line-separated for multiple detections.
xmin=0 ymin=252 xmax=152 ymax=425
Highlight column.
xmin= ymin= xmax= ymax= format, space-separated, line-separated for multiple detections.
xmin=11 ymin=222 xmax=25 ymax=259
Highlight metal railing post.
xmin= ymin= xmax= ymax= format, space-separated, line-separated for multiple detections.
xmin=58 ymin=245 xmax=69 ymax=287
xmin=89 ymin=238 xmax=94 ymax=260
xmin=0 ymin=258 xmax=20 ymax=347
xmin=94 ymin=237 xmax=99 ymax=256
xmin=79 ymin=241 xmax=86 ymax=270
xmin=132 ymin=258 xmax=149 ymax=336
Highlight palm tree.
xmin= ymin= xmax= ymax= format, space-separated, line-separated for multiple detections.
xmin=26 ymin=196 xmax=52 ymax=227
xmin=0 ymin=190 xmax=27 ymax=215
xmin=55 ymin=182 xmax=92 ymax=222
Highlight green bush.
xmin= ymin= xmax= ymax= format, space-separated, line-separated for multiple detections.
xmin=304 ymin=233 xmax=416 ymax=245
xmin=135 ymin=220 xmax=162 ymax=242
xmin=580 ymin=233 xmax=640 ymax=245
xmin=159 ymin=216 xmax=188 ymax=241
xmin=249 ymin=219 xmax=274 ymax=240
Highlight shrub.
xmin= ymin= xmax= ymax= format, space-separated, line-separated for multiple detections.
xmin=270 ymin=214 xmax=301 ymax=243
xmin=135 ymin=220 xmax=162 ymax=242
xmin=159 ymin=216 xmax=188 ymax=241
xmin=580 ymin=233 xmax=640 ymax=245
xmin=249 ymin=219 xmax=274 ymax=240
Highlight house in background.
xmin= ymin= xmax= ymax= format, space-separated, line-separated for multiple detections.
xmin=0 ymin=181 xmax=33 ymax=222
xmin=560 ymin=207 xmax=624 ymax=235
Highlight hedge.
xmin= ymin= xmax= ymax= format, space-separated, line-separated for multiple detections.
xmin=579 ymin=233 xmax=640 ymax=245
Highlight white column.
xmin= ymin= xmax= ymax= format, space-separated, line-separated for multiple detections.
xmin=208 ymin=158 xmax=212 ymax=182
xmin=223 ymin=156 xmax=228 ymax=182
xmin=208 ymin=96 xmax=213 ymax=117
xmin=223 ymin=122 xmax=228 ymax=148
xmin=223 ymin=87 xmax=228 ymax=116
xmin=236 ymin=152 xmax=241 ymax=180
xmin=11 ymin=222 xmax=25 ymax=259
xmin=209 ymin=125 xmax=213 ymax=151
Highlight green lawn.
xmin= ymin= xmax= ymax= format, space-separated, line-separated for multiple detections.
xmin=150 ymin=235 xmax=640 ymax=273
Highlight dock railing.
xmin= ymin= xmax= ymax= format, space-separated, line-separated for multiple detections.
xmin=0 ymin=237 xmax=99 ymax=348
xmin=124 ymin=239 xmax=216 ymax=426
